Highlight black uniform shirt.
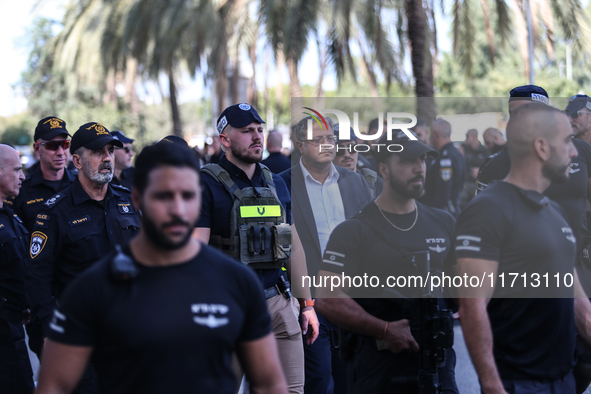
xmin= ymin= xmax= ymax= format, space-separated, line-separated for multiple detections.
xmin=197 ymin=156 xmax=291 ymax=289
xmin=0 ymin=206 xmax=29 ymax=317
xmin=320 ymin=201 xmax=456 ymax=318
xmin=111 ymin=167 xmax=135 ymax=191
xmin=12 ymin=166 xmax=76 ymax=232
xmin=476 ymin=139 xmax=591 ymax=255
xmin=48 ymin=245 xmax=271 ymax=394
xmin=421 ymin=142 xmax=466 ymax=215
xmin=26 ymin=179 xmax=140 ymax=331
xmin=454 ymin=181 xmax=577 ymax=380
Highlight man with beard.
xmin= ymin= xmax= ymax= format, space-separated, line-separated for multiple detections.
xmin=455 ymin=103 xmax=591 ymax=393
xmin=26 ymin=122 xmax=140 ymax=393
xmin=193 ymin=103 xmax=318 ymax=394
xmin=315 ymin=131 xmax=458 ymax=393
xmin=35 ymin=143 xmax=287 ymax=394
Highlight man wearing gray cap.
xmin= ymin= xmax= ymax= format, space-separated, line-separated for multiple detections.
xmin=316 ymin=132 xmax=458 ymax=393
xmin=26 ymin=122 xmax=140 ymax=394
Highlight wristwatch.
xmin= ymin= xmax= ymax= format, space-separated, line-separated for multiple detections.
xmin=300 ymin=299 xmax=315 ymax=308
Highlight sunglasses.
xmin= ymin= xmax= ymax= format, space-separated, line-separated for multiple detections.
xmin=36 ymin=140 xmax=70 ymax=151
xmin=115 ymin=147 xmax=133 ymax=153
xmin=566 ymin=110 xmax=591 ymax=119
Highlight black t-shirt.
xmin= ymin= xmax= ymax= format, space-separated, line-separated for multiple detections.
xmin=454 ymin=181 xmax=577 ymax=380
xmin=48 ymin=245 xmax=271 ymax=394
xmin=320 ymin=201 xmax=456 ymax=316
xmin=319 ymin=202 xmax=456 ymax=386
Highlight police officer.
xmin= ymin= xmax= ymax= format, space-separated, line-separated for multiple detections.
xmin=13 ymin=117 xmax=76 ymax=232
xmin=459 ymin=129 xmax=487 ymax=207
xmin=110 ymin=130 xmax=135 ymax=190
xmin=332 ymin=124 xmax=383 ymax=199
xmin=193 ymin=103 xmax=318 ymax=394
xmin=420 ymin=119 xmax=466 ymax=216
xmin=261 ymin=130 xmax=291 ymax=174
xmin=316 ymin=132 xmax=458 ymax=393
xmin=11 ymin=117 xmax=76 ymax=358
xmin=35 ymin=142 xmax=289 ymax=394
xmin=0 ymin=144 xmax=34 ymax=393
xmin=26 ymin=122 xmax=140 ymax=393
xmin=456 ymin=103 xmax=591 ymax=393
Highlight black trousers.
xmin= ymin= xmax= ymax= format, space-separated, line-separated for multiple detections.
xmin=0 ymin=317 xmax=35 ymax=394
xmin=501 ymin=370 xmax=575 ymax=394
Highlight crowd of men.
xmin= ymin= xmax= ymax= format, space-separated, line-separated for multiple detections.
xmin=2 ymin=85 xmax=591 ymax=394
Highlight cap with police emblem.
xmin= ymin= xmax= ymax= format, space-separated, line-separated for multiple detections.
xmin=565 ymin=95 xmax=591 ymax=112
xmin=157 ymin=135 xmax=189 ymax=147
xmin=70 ymin=122 xmax=123 ymax=154
xmin=373 ymin=131 xmax=438 ymax=163
xmin=216 ymin=103 xmax=265 ymax=134
xmin=110 ymin=130 xmax=134 ymax=144
xmin=508 ymin=85 xmax=549 ymax=105
xmin=34 ymin=116 xmax=71 ymax=142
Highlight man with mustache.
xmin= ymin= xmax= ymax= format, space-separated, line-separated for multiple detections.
xmin=315 ymin=130 xmax=459 ymax=393
xmin=35 ymin=143 xmax=288 ymax=394
xmin=26 ymin=122 xmax=140 ymax=394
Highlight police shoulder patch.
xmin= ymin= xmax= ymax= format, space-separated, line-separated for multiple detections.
xmin=118 ymin=203 xmax=134 ymax=214
xmin=440 ymin=168 xmax=453 ymax=181
xmin=30 ymin=231 xmax=48 ymax=259
xmin=44 ymin=192 xmax=67 ymax=209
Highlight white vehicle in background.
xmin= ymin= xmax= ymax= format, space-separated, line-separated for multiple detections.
xmin=15 ymin=145 xmax=36 ymax=173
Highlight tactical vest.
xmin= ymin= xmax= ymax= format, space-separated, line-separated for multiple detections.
xmin=201 ymin=164 xmax=291 ymax=270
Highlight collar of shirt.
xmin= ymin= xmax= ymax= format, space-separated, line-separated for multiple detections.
xmin=299 ymin=159 xmax=340 ymax=185
xmin=72 ymin=178 xmax=115 ymax=206
xmin=219 ymin=155 xmax=264 ymax=185
xmin=29 ymin=166 xmax=76 ymax=188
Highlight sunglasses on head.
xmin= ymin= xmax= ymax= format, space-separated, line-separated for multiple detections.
xmin=36 ymin=140 xmax=70 ymax=151
xmin=115 ymin=147 xmax=132 ymax=153
xmin=566 ymin=110 xmax=591 ymax=119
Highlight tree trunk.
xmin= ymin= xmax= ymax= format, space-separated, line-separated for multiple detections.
xmin=287 ymin=58 xmax=302 ymax=99
xmin=167 ymin=66 xmax=183 ymax=137
xmin=124 ymin=57 xmax=140 ymax=117
xmin=511 ymin=0 xmax=529 ymax=78
xmin=247 ymin=40 xmax=257 ymax=106
xmin=480 ymin=0 xmax=496 ymax=65
xmin=275 ymin=47 xmax=285 ymax=120
xmin=406 ymin=0 xmax=435 ymax=122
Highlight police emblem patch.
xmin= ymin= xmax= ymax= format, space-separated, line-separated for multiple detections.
xmin=44 ymin=118 xmax=63 ymax=129
xmin=217 ymin=116 xmax=228 ymax=134
xmin=118 ymin=203 xmax=133 ymax=214
xmin=440 ymin=168 xmax=452 ymax=181
xmin=30 ymin=231 xmax=48 ymax=259
xmin=239 ymin=103 xmax=251 ymax=111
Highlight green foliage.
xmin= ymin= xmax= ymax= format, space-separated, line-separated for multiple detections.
xmin=0 ymin=113 xmax=36 ymax=146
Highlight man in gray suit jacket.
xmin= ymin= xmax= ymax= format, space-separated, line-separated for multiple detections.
xmin=280 ymin=116 xmax=373 ymax=394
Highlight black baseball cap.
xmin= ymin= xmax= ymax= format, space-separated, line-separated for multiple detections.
xmin=158 ymin=135 xmax=189 ymax=147
xmin=334 ymin=124 xmax=356 ymax=142
xmin=565 ymin=95 xmax=591 ymax=112
xmin=34 ymin=116 xmax=71 ymax=142
xmin=111 ymin=130 xmax=134 ymax=144
xmin=374 ymin=131 xmax=438 ymax=163
xmin=70 ymin=122 xmax=123 ymax=154
xmin=509 ymin=85 xmax=549 ymax=104
xmin=216 ymin=103 xmax=265 ymax=134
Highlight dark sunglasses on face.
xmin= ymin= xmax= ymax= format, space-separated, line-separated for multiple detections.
xmin=37 ymin=140 xmax=70 ymax=151
xmin=566 ymin=110 xmax=591 ymax=119
xmin=115 ymin=147 xmax=133 ymax=153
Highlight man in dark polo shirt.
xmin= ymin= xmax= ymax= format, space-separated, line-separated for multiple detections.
xmin=193 ymin=103 xmax=318 ymax=394
xmin=456 ymin=103 xmax=591 ymax=393
xmin=262 ymin=130 xmax=291 ymax=174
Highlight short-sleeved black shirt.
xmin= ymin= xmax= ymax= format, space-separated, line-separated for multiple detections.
xmin=454 ymin=181 xmax=577 ymax=380
xmin=421 ymin=142 xmax=467 ymax=215
xmin=197 ymin=156 xmax=291 ymax=288
xmin=476 ymin=139 xmax=591 ymax=254
xmin=319 ymin=202 xmax=456 ymax=386
xmin=0 ymin=206 xmax=29 ymax=318
xmin=26 ymin=179 xmax=140 ymax=331
xmin=111 ymin=167 xmax=135 ymax=191
xmin=48 ymin=245 xmax=271 ymax=394
xmin=12 ymin=166 xmax=76 ymax=232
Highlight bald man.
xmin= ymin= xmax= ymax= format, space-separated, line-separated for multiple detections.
xmin=455 ymin=103 xmax=591 ymax=393
xmin=262 ymin=131 xmax=291 ymax=174
xmin=420 ymin=119 xmax=466 ymax=216
xmin=0 ymin=145 xmax=34 ymax=393
xmin=482 ymin=128 xmax=506 ymax=155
